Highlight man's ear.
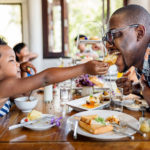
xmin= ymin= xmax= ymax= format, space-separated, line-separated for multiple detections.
xmin=136 ymin=25 xmax=145 ymax=41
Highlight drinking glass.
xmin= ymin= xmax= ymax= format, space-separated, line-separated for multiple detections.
xmin=59 ymin=80 xmax=72 ymax=117
xmin=110 ymin=87 xmax=123 ymax=112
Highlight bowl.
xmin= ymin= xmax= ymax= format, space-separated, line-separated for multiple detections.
xmin=14 ymin=96 xmax=38 ymax=113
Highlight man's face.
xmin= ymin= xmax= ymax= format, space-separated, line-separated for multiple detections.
xmin=0 ymin=45 xmax=20 ymax=80
xmin=106 ymin=14 xmax=139 ymax=72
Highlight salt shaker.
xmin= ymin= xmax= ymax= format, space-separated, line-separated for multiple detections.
xmin=44 ymin=85 xmax=53 ymax=102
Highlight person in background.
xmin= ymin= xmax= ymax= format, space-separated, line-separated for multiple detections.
xmin=0 ymin=38 xmax=109 ymax=117
xmin=74 ymin=34 xmax=98 ymax=59
xmin=104 ymin=4 xmax=150 ymax=105
xmin=13 ymin=42 xmax=38 ymax=77
xmin=13 ymin=42 xmax=38 ymax=63
xmin=74 ymin=34 xmax=88 ymax=53
xmin=89 ymin=36 xmax=103 ymax=51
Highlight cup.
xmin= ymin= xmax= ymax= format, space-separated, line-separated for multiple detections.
xmin=110 ymin=87 xmax=123 ymax=112
xmin=60 ymin=87 xmax=71 ymax=103
xmin=59 ymin=80 xmax=72 ymax=103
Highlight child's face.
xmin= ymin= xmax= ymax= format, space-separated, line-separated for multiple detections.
xmin=17 ymin=46 xmax=29 ymax=61
xmin=20 ymin=46 xmax=29 ymax=57
xmin=0 ymin=45 xmax=20 ymax=80
xmin=78 ymin=44 xmax=86 ymax=53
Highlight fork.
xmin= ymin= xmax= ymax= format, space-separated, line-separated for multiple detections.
xmin=113 ymin=128 xmax=135 ymax=140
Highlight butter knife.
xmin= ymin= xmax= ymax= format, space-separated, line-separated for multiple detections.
xmin=120 ymin=121 xmax=146 ymax=137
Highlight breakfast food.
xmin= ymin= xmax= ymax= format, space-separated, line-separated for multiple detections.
xmin=103 ymin=54 xmax=118 ymax=66
xmin=27 ymin=110 xmax=42 ymax=121
xmin=89 ymin=76 xmax=104 ymax=88
xmin=79 ymin=115 xmax=113 ymax=134
xmin=81 ymin=93 xmax=111 ymax=109
xmin=82 ymin=95 xmax=100 ymax=109
xmin=105 ymin=115 xmax=120 ymax=125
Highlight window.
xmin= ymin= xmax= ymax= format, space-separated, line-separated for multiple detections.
xmin=42 ymin=0 xmax=127 ymax=58
xmin=0 ymin=4 xmax=22 ymax=47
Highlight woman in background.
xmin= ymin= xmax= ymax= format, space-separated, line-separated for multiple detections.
xmin=13 ymin=42 xmax=38 ymax=63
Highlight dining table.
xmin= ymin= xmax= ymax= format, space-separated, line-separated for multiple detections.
xmin=0 ymin=91 xmax=150 ymax=150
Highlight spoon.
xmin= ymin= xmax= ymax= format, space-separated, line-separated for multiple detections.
xmin=27 ymin=91 xmax=33 ymax=101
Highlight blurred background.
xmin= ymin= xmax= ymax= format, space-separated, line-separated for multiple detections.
xmin=0 ymin=0 xmax=149 ymax=72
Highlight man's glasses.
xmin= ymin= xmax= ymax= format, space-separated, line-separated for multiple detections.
xmin=102 ymin=24 xmax=139 ymax=45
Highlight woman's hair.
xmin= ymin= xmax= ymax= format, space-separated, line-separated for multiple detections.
xmin=13 ymin=42 xmax=26 ymax=62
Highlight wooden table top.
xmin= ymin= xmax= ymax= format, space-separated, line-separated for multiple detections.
xmin=0 ymin=93 xmax=150 ymax=150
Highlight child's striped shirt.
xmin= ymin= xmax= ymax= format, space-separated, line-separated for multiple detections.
xmin=0 ymin=100 xmax=11 ymax=117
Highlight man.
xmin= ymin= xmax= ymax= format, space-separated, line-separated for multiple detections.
xmin=103 ymin=4 xmax=150 ymax=105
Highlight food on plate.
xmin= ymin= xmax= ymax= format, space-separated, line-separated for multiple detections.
xmin=79 ymin=115 xmax=113 ymax=134
xmin=135 ymin=99 xmax=142 ymax=105
xmin=103 ymin=54 xmax=118 ymax=66
xmin=80 ymin=115 xmax=98 ymax=124
xmin=123 ymin=94 xmax=140 ymax=100
xmin=99 ymin=94 xmax=110 ymax=103
xmin=103 ymin=91 xmax=109 ymax=96
xmin=105 ymin=115 xmax=120 ymax=125
xmin=82 ymin=95 xmax=99 ymax=109
xmin=82 ymin=93 xmax=111 ymax=109
xmin=89 ymin=76 xmax=104 ymax=88
xmin=27 ymin=110 xmax=42 ymax=121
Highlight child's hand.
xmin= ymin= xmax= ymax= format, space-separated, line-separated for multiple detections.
xmin=20 ymin=62 xmax=37 ymax=74
xmin=84 ymin=60 xmax=109 ymax=75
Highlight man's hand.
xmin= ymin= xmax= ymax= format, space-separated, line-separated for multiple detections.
xmin=84 ymin=60 xmax=109 ymax=75
xmin=20 ymin=62 xmax=37 ymax=74
xmin=116 ymin=71 xmax=133 ymax=95
xmin=140 ymin=75 xmax=150 ymax=106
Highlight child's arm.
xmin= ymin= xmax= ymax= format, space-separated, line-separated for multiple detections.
xmin=0 ymin=60 xmax=109 ymax=98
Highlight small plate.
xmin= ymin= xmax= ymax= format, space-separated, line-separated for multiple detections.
xmin=20 ymin=114 xmax=54 ymax=131
xmin=123 ymin=100 xmax=149 ymax=111
xmin=66 ymin=93 xmax=110 ymax=111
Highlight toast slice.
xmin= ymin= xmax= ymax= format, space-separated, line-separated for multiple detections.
xmin=89 ymin=76 xmax=104 ymax=88
xmin=79 ymin=120 xmax=113 ymax=134
xmin=80 ymin=115 xmax=98 ymax=125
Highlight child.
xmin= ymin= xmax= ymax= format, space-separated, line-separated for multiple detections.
xmin=74 ymin=35 xmax=99 ymax=59
xmin=0 ymin=38 xmax=109 ymax=117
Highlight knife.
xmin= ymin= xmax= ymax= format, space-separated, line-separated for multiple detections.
xmin=9 ymin=116 xmax=53 ymax=131
xmin=73 ymin=120 xmax=78 ymax=139
xmin=123 ymin=122 xmax=146 ymax=137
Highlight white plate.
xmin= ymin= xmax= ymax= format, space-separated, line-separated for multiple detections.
xmin=66 ymin=93 xmax=110 ymax=111
xmin=67 ymin=110 xmax=139 ymax=140
xmin=20 ymin=114 xmax=54 ymax=131
xmin=123 ymin=100 xmax=149 ymax=111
